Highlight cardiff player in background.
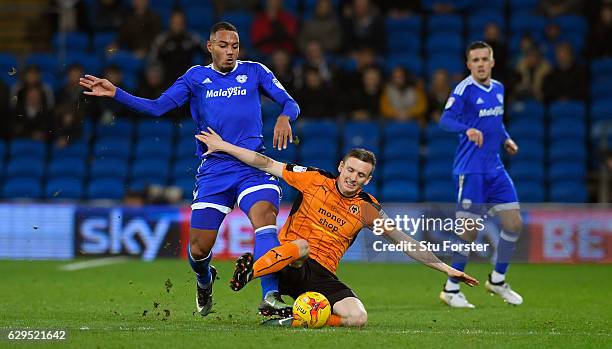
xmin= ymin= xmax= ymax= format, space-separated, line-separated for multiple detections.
xmin=79 ymin=22 xmax=300 ymax=317
xmin=195 ymin=128 xmax=479 ymax=327
xmin=438 ymin=41 xmax=524 ymax=308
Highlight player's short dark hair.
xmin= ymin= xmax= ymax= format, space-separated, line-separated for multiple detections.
xmin=343 ymin=148 xmax=377 ymax=173
xmin=465 ymin=41 xmax=494 ymax=60
xmin=210 ymin=22 xmax=237 ymax=37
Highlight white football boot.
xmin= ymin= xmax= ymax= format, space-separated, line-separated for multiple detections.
xmin=485 ymin=275 xmax=523 ymax=305
xmin=439 ymin=289 xmax=476 ymax=308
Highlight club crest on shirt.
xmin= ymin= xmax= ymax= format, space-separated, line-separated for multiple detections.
xmin=236 ymin=74 xmax=248 ymax=83
xmin=272 ymin=78 xmax=286 ymax=91
xmin=461 ymin=198 xmax=472 ymax=210
xmin=496 ymin=93 xmax=504 ymax=104
xmin=445 ymin=97 xmax=455 ymax=109
xmin=349 ymin=204 xmax=360 ymax=215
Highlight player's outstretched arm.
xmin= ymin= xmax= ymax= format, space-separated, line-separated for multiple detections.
xmin=378 ymin=213 xmax=479 ymax=287
xmin=79 ymin=74 xmax=182 ymax=117
xmin=195 ymin=128 xmax=285 ymax=177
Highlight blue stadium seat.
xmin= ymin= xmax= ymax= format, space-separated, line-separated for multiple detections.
xmin=280 ymin=181 xmax=297 ymax=203
xmin=362 ymin=181 xmax=378 ymax=198
xmin=300 ymin=138 xmax=338 ymax=160
xmin=381 ymin=161 xmax=419 ymax=181
xmin=176 ymin=138 xmax=198 ymax=159
xmin=426 ymin=141 xmax=455 ymax=162
xmin=0 ymin=53 xmax=17 ymax=70
xmin=508 ymin=119 xmax=544 ymax=140
xmin=25 ymin=53 xmax=59 ymax=73
xmin=426 ymin=54 xmax=464 ymax=76
xmin=509 ymin=161 xmax=544 ymax=181
xmin=86 ymin=178 xmax=125 ymax=200
xmin=262 ymin=101 xmax=282 ymax=122
xmin=218 ymin=12 xmax=253 ymax=47
xmin=424 ymin=180 xmax=455 ymax=202
xmin=510 ymin=15 xmax=546 ymax=34
xmin=48 ymin=157 xmax=87 ymax=179
xmin=515 ymin=180 xmax=545 ymax=202
xmin=423 ymin=160 xmax=452 ymax=180
xmin=134 ymin=138 xmax=173 ymax=159
xmin=298 ymin=119 xmax=339 ymax=139
xmin=266 ymin=143 xmax=298 ymax=163
xmin=549 ymin=140 xmax=586 ymax=162
xmin=591 ymin=58 xmax=612 ymax=77
xmin=509 ymin=0 xmax=539 ymax=12
xmin=549 ymin=119 xmax=586 ymax=139
xmin=65 ymin=51 xmax=103 ymax=75
xmin=173 ymin=177 xmax=195 ymax=200
xmin=96 ymin=118 xmax=134 ymax=139
xmin=383 ymin=120 xmax=420 ymax=139
xmin=385 ymin=54 xmax=423 ymax=75
xmin=185 ymin=7 xmax=215 ymax=31
xmin=469 ymin=0 xmax=505 ymax=11
xmin=549 ymin=161 xmax=586 ymax=181
xmin=383 ymin=139 xmax=420 ymax=161
xmin=549 ymin=100 xmax=586 ymax=121
xmin=172 ymin=158 xmax=199 ymax=179
xmin=591 ymin=99 xmax=612 ymax=122
xmin=131 ymin=158 xmax=170 ymax=182
xmin=0 ymin=139 xmax=6 ymax=160
xmin=136 ymin=119 xmax=175 ymax=140
xmin=509 ymin=100 xmax=545 ymax=121
xmin=10 ymin=139 xmax=46 ymax=158
xmin=301 ymin=158 xmax=336 ymax=171
xmin=343 ymin=121 xmax=380 ymax=153
xmin=591 ymin=78 xmax=612 ymax=100
xmin=426 ymin=34 xmax=463 ymax=56
xmin=52 ymin=32 xmax=89 ymax=51
xmin=93 ymin=139 xmax=132 ymax=159
xmin=2 ymin=178 xmax=42 ymax=199
xmin=468 ymin=11 xmax=505 ymax=33
xmin=105 ymin=51 xmax=144 ymax=74
xmin=51 ymin=141 xmax=89 ymax=159
xmin=510 ymin=140 xmax=544 ymax=161
xmin=177 ymin=120 xmax=198 ymax=138
xmin=427 ymin=15 xmax=463 ymax=34
xmin=45 ymin=177 xmax=83 ymax=199
xmin=385 ymin=16 xmax=422 ymax=35
xmin=382 ymin=181 xmax=419 ymax=202
xmin=5 ymin=158 xmax=45 ymax=178
xmin=93 ymin=32 xmax=117 ymax=51
xmin=554 ymin=15 xmax=588 ymax=35
xmin=549 ymin=180 xmax=587 ymax=202
xmin=90 ymin=158 xmax=129 ymax=178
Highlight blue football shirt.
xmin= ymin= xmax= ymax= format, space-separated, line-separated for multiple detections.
xmin=439 ymin=75 xmax=510 ymax=174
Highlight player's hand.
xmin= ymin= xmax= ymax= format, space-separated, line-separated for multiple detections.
xmin=273 ymin=115 xmax=292 ymax=150
xmin=195 ymin=127 xmax=226 ymax=155
xmin=447 ymin=269 xmax=479 ymax=287
xmin=466 ymin=128 xmax=483 ymax=147
xmin=79 ymin=74 xmax=117 ymax=98
xmin=504 ymin=138 xmax=519 ymax=156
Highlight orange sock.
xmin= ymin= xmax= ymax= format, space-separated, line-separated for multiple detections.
xmin=325 ymin=315 xmax=342 ymax=327
xmin=253 ymin=242 xmax=300 ymax=278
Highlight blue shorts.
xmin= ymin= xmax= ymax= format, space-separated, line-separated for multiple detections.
xmin=189 ymin=156 xmax=281 ymax=230
xmin=454 ymin=168 xmax=520 ymax=217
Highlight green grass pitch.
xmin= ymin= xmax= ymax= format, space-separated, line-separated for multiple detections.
xmin=1 ymin=260 xmax=610 ymax=348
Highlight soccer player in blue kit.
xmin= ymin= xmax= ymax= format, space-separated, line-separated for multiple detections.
xmin=438 ymin=42 xmax=524 ymax=308
xmin=79 ymin=22 xmax=299 ymax=317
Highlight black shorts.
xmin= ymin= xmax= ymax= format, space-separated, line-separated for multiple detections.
xmin=278 ymin=258 xmax=358 ymax=307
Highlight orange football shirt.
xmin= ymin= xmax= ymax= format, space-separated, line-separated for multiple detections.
xmin=278 ymin=164 xmax=382 ymax=274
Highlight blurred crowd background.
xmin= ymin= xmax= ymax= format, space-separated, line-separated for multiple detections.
xmin=0 ymin=0 xmax=610 ymax=204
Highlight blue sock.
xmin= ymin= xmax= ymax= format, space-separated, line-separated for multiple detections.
xmin=188 ymin=245 xmax=212 ymax=288
xmin=449 ymin=250 xmax=469 ymax=284
xmin=254 ymin=225 xmax=281 ymax=299
xmin=495 ymin=230 xmax=520 ymax=275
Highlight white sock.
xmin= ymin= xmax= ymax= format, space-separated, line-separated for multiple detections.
xmin=491 ymin=270 xmax=505 ymax=283
xmin=445 ymin=279 xmax=460 ymax=292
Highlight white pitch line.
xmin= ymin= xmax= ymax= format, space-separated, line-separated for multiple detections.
xmin=59 ymin=257 xmax=130 ymax=271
